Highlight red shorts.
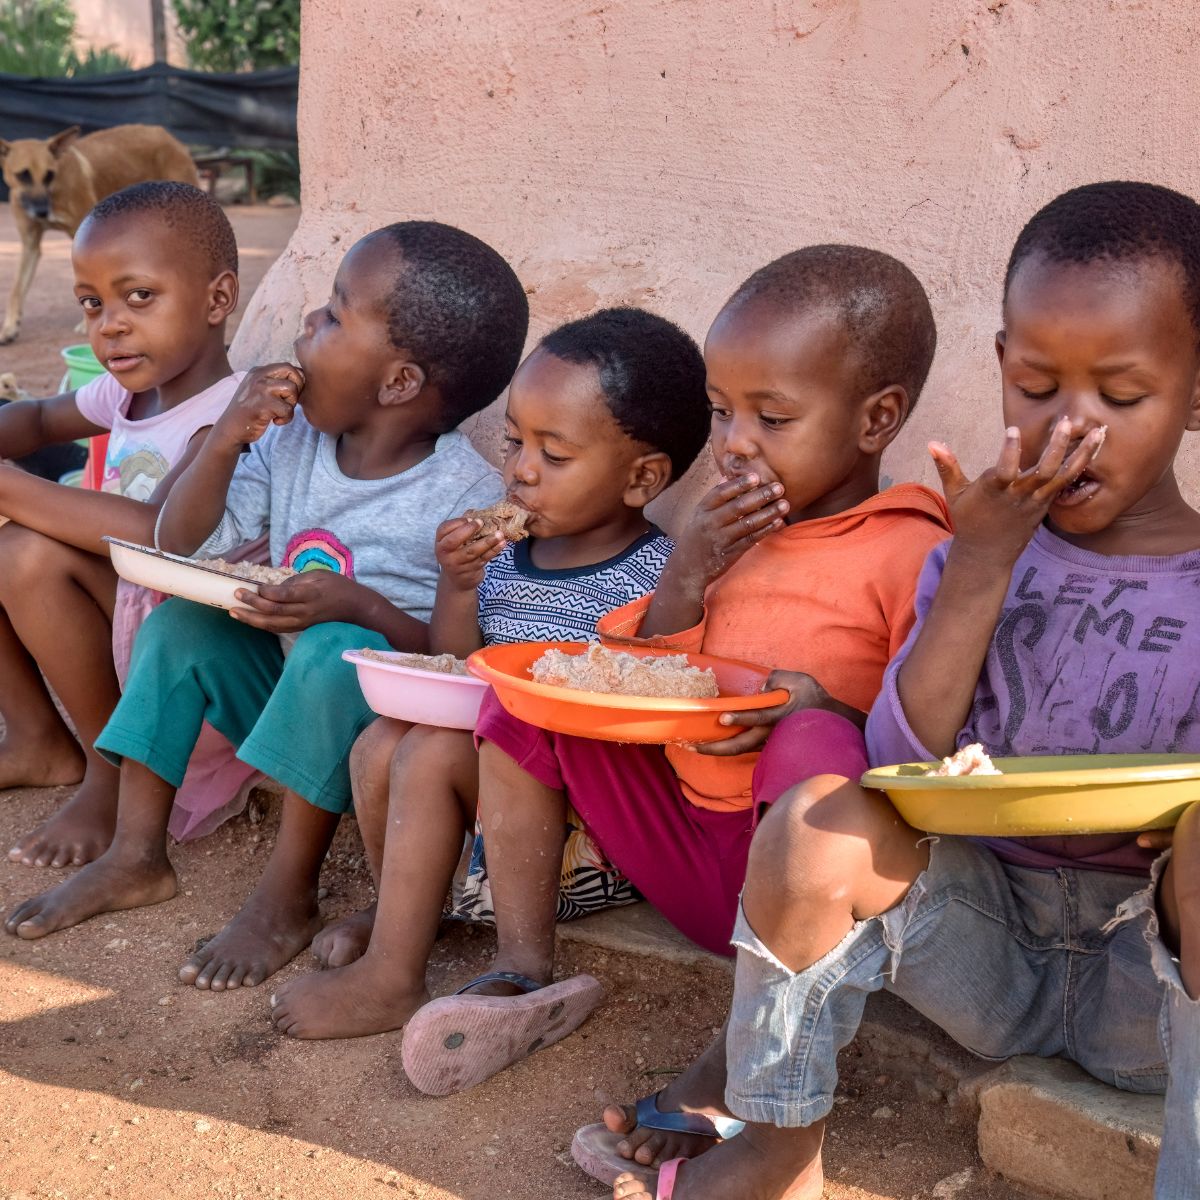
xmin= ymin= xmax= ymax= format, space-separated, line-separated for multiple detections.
xmin=476 ymin=693 xmax=868 ymax=956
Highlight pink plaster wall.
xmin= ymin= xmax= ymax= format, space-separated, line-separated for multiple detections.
xmin=233 ymin=0 xmax=1200 ymax=529
xmin=72 ymin=0 xmax=185 ymax=67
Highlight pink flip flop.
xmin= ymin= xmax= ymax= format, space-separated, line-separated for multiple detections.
xmin=401 ymin=970 xmax=605 ymax=1096
xmin=656 ymin=1159 xmax=683 ymax=1198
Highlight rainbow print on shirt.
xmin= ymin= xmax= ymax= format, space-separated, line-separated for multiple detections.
xmin=282 ymin=529 xmax=355 ymax=577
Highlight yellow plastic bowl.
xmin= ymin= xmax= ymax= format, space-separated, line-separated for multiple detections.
xmin=861 ymin=754 xmax=1200 ymax=836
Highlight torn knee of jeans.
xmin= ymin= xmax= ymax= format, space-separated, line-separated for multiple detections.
xmin=1104 ymin=848 xmax=1171 ymax=937
xmin=732 ymin=905 xmax=871 ymax=980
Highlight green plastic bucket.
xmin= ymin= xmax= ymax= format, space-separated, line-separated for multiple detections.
xmin=58 ymin=345 xmax=109 ymax=487
xmin=60 ymin=344 xmax=107 ymax=391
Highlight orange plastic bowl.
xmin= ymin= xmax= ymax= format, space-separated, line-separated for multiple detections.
xmin=466 ymin=642 xmax=788 ymax=744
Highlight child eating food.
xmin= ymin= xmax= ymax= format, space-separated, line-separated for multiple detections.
xmin=610 ymin=181 xmax=1200 ymax=1200
xmin=0 ymin=182 xmax=243 ymax=870
xmin=398 ymin=245 xmax=953 ymax=1098
xmin=267 ymin=307 xmax=711 ymax=1039
xmin=3 ymin=222 xmax=528 ymax=1005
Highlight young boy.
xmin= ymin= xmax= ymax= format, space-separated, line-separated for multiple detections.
xmin=0 ymin=182 xmax=242 ymax=870
xmin=3 ymin=222 xmax=529 ymax=1000
xmin=607 ymin=183 xmax=1200 ymax=1200
xmin=399 ymin=245 xmax=953 ymax=1098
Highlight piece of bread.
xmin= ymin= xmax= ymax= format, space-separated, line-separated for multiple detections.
xmin=531 ymin=645 xmax=719 ymax=699
xmin=463 ymin=500 xmax=530 ymax=543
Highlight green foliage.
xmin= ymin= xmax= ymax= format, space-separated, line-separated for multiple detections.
xmin=171 ymin=0 xmax=300 ymax=73
xmin=0 ymin=0 xmax=131 ymax=77
xmin=243 ymin=146 xmax=300 ymax=200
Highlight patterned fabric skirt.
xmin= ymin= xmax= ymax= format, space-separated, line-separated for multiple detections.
xmin=450 ymin=804 xmax=639 ymax=924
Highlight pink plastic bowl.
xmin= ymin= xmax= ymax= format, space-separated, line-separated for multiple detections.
xmin=342 ymin=650 xmax=489 ymax=730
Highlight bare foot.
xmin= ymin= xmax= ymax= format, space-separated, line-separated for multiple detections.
xmin=604 ymin=1031 xmax=732 ymax=1168
xmin=0 ymin=731 xmax=84 ymax=793
xmin=8 ymin=774 xmax=118 ymax=868
xmin=310 ymin=903 xmax=376 ymax=967
xmin=3 ymin=851 xmax=177 ymax=940
xmin=178 ymin=888 xmax=323 ymax=991
xmin=270 ymin=949 xmax=430 ymax=1038
xmin=613 ymin=1121 xmax=824 ymax=1200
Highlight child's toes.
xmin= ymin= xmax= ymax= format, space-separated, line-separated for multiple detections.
xmin=240 ymin=961 xmax=271 ymax=989
xmin=206 ymin=962 xmax=239 ymax=991
xmin=5 ymin=896 xmax=54 ymax=939
xmin=178 ymin=950 xmax=212 ymax=985
xmin=4 ymin=897 xmax=39 ymax=935
xmin=633 ymin=1132 xmax=668 ymax=1166
xmin=226 ymin=963 xmax=258 ymax=990
xmin=603 ymin=1103 xmax=638 ymax=1137
xmin=613 ymin=1173 xmax=653 ymax=1199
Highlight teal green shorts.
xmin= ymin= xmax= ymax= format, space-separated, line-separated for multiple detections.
xmin=96 ymin=598 xmax=390 ymax=813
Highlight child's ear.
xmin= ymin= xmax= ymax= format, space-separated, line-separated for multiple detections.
xmin=1186 ymin=368 xmax=1200 ymax=433
xmin=995 ymin=329 xmax=1007 ymax=365
xmin=378 ymin=360 xmax=427 ymax=407
xmin=858 ymin=384 xmax=909 ymax=454
xmin=206 ymin=270 xmax=239 ymax=326
xmin=623 ymin=450 xmax=673 ymax=507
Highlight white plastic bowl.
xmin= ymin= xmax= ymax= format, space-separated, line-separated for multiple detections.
xmin=343 ymin=649 xmax=489 ymax=730
xmin=104 ymin=537 xmax=257 ymax=611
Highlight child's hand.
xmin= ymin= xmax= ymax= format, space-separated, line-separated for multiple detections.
xmin=436 ymin=516 xmax=506 ymax=592
xmin=1136 ymin=830 xmax=1174 ymax=852
xmin=213 ymin=364 xmax=305 ymax=452
xmin=672 ymin=474 xmax=789 ymax=590
xmin=694 ymin=670 xmax=860 ymax=757
xmin=929 ymin=418 xmax=1106 ymax=567
xmin=229 ymin=570 xmax=370 ymax=633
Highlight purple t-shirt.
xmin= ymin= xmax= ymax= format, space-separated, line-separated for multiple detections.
xmin=866 ymin=525 xmax=1200 ymax=875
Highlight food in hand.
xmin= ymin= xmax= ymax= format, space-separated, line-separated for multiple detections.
xmin=358 ymin=649 xmax=470 ymax=676
xmin=927 ymin=743 xmax=1001 ymax=777
xmin=463 ymin=500 xmax=530 ymax=543
xmin=203 ymin=558 xmax=297 ymax=586
xmin=531 ymin=644 xmax=719 ymax=698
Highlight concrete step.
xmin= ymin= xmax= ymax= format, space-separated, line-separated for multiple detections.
xmin=559 ymin=902 xmax=1165 ymax=1200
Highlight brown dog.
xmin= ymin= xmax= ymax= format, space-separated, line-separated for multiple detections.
xmin=0 ymin=124 xmax=199 ymax=344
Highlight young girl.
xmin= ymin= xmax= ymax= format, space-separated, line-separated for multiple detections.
xmin=268 ymin=307 xmax=712 ymax=1039
xmin=611 ymin=182 xmax=1200 ymax=1200
xmin=399 ymin=246 xmax=954 ymax=1100
xmin=0 ymin=182 xmax=244 ymax=870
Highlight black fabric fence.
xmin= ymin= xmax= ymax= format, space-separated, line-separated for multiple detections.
xmin=0 ymin=62 xmax=297 ymax=148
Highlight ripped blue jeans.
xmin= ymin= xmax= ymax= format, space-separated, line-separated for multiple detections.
xmin=726 ymin=836 xmax=1198 ymax=1199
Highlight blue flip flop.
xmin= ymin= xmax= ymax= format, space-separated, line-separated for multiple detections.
xmin=571 ymin=1090 xmax=745 ymax=1186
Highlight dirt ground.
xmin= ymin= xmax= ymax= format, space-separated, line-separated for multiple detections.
xmin=0 ymin=203 xmax=300 ymax=395
xmin=0 ymin=785 xmax=1035 ymax=1200
xmin=0 ymin=199 xmax=1032 ymax=1200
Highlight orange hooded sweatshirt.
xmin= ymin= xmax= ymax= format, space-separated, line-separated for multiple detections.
xmin=597 ymin=483 xmax=952 ymax=811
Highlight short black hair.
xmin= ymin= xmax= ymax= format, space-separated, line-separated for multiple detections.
xmin=539 ymin=307 xmax=709 ymax=481
xmin=724 ymin=245 xmax=937 ymax=417
xmin=1005 ymin=181 xmax=1200 ymax=343
xmin=369 ymin=222 xmax=529 ymax=429
xmin=85 ymin=181 xmax=237 ymax=277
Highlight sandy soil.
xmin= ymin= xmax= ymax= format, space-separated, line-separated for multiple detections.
xmin=0 ymin=785 xmax=1034 ymax=1200
xmin=0 ymin=203 xmax=299 ymax=396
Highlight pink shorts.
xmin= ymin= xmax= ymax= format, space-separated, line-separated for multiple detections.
xmin=475 ymin=692 xmax=868 ymax=956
